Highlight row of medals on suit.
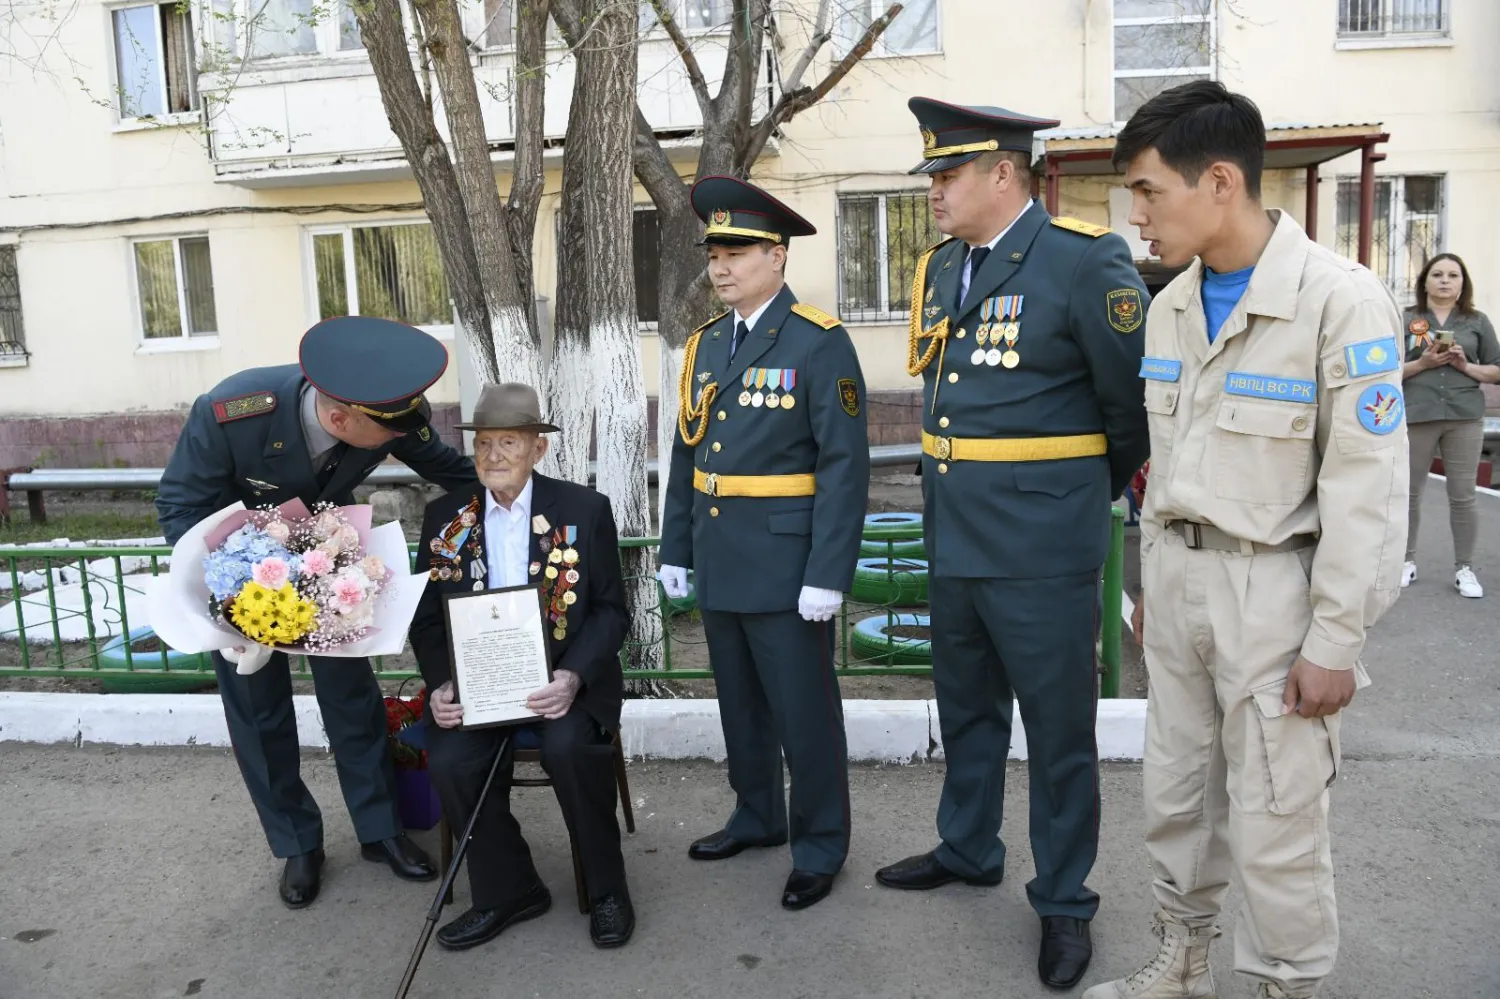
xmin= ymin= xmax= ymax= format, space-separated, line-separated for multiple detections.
xmin=539 ymin=536 xmax=581 ymax=641
xmin=738 ymin=368 xmax=797 ymax=409
xmin=970 ymin=295 xmax=1023 ymax=368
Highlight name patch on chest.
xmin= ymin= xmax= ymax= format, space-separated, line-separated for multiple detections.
xmin=1224 ymin=372 xmax=1316 ymax=404
xmin=1140 ymin=357 xmax=1182 ymax=382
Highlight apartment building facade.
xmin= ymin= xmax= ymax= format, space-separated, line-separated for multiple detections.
xmin=1 ymin=0 xmax=1494 ymax=465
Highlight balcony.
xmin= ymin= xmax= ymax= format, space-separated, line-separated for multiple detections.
xmin=203 ymin=28 xmax=767 ymax=188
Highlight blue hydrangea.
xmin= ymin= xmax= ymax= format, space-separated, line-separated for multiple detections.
xmin=203 ymin=550 xmax=253 ymax=601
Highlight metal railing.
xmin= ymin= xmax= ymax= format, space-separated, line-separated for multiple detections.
xmin=0 ymin=510 xmax=1128 ymax=694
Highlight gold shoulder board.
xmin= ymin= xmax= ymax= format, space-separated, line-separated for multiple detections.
xmin=692 ymin=310 xmax=731 ymax=335
xmin=212 ymin=392 xmax=277 ymax=424
xmin=1051 ymin=217 xmax=1111 ymax=238
xmin=791 ymin=303 xmax=841 ymax=330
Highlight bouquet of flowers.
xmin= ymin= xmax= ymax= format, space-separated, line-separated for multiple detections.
xmin=384 ymin=685 xmax=428 ymax=770
xmin=147 ymin=498 xmax=430 ymax=674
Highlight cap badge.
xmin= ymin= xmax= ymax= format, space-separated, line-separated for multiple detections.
xmin=921 ymin=127 xmax=937 ymax=154
xmin=711 ymin=209 xmax=731 ymax=227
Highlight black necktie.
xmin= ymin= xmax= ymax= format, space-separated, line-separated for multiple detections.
xmin=730 ymin=320 xmax=750 ymax=360
xmin=964 ymin=245 xmax=991 ymax=305
xmin=316 ymin=442 xmax=348 ymax=492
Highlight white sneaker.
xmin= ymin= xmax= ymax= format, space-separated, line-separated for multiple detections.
xmin=1455 ymin=566 xmax=1483 ymax=599
xmin=1401 ymin=561 xmax=1417 ymax=588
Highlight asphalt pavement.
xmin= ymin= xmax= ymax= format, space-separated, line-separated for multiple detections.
xmin=1 ymin=482 xmax=1497 ymax=999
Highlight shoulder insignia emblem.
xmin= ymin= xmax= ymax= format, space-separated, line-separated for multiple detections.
xmin=792 ymin=303 xmax=841 ymax=330
xmin=1107 ymin=288 xmax=1144 ymax=333
xmin=838 ymin=378 xmax=861 ymax=417
xmin=1357 ymin=383 xmax=1404 ymax=436
xmin=1051 ymin=217 xmax=1111 ymax=238
xmin=213 ymin=392 xmax=277 ymax=424
xmin=692 ymin=310 xmax=731 ymax=336
xmin=417 ymin=426 xmax=432 ymax=442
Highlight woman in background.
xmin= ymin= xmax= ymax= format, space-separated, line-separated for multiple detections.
xmin=1401 ymin=252 xmax=1500 ymax=598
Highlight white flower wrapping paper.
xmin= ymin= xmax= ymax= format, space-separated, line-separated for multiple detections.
xmin=145 ymin=500 xmax=431 ymax=674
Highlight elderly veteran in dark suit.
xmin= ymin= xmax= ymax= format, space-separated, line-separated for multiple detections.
xmin=155 ymin=316 xmax=475 ymax=909
xmin=873 ymin=98 xmax=1149 ymax=990
xmin=409 ymin=382 xmax=634 ymax=952
xmin=658 ymin=176 xmax=871 ymax=912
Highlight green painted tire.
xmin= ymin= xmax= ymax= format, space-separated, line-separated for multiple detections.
xmin=861 ymin=512 xmax=923 ymax=541
xmin=849 ymin=557 xmax=929 ymax=606
xmin=97 ymin=627 xmax=217 ymax=694
xmin=850 ymin=613 xmax=933 ymax=666
xmin=858 ymin=537 xmax=925 ymax=559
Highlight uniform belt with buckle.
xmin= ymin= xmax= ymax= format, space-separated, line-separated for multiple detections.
xmin=1169 ymin=520 xmax=1317 ymax=556
xmin=921 ymin=431 xmax=1108 ymax=462
xmin=693 ymin=469 xmax=817 ymax=498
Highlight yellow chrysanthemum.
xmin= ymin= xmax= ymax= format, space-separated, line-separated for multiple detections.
xmin=228 ymin=581 xmax=318 ymax=646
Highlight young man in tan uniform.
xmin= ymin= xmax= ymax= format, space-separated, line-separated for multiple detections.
xmin=1084 ymin=83 xmax=1408 ymax=999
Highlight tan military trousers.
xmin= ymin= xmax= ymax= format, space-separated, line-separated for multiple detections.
xmin=1142 ymin=527 xmax=1352 ymax=998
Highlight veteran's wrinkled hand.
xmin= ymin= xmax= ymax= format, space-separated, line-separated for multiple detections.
xmin=527 ymin=669 xmax=582 ymax=721
xmin=430 ymin=680 xmax=465 ymax=729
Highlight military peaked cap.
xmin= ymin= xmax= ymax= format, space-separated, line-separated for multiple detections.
xmin=691 ymin=175 xmax=817 ymax=247
xmin=907 ymin=97 xmax=1059 ymax=175
xmin=298 ymin=316 xmax=448 ymax=433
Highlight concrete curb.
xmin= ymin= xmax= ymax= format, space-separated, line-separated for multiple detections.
xmin=0 ymin=693 xmax=1148 ymax=761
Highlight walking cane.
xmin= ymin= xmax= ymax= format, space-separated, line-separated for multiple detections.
xmin=394 ymin=730 xmax=512 ymax=999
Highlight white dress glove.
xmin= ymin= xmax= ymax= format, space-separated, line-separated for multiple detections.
xmin=222 ymin=643 xmax=274 ymax=675
xmin=798 ymin=586 xmax=843 ymax=623
xmin=658 ymin=565 xmax=690 ymax=599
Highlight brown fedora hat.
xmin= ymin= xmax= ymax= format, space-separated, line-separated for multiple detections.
xmin=454 ymin=382 xmax=561 ymax=433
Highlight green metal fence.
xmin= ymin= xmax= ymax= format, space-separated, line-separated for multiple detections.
xmin=0 ymin=509 xmax=1126 ymax=692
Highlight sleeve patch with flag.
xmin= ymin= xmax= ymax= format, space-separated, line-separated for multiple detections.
xmin=213 ymin=392 xmax=277 ymax=423
xmin=792 ymin=303 xmax=841 ymax=330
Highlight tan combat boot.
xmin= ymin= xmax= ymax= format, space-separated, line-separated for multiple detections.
xmin=1081 ymin=911 xmax=1221 ymax=999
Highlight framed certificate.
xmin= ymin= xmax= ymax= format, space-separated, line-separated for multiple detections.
xmin=442 ymin=584 xmax=554 ymax=730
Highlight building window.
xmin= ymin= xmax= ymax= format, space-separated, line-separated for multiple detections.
xmin=836 ymin=191 xmax=941 ymax=323
xmin=132 ymin=236 xmax=218 ymax=340
xmin=337 ymin=0 xmax=363 ymax=51
xmin=632 ymin=207 xmax=662 ymax=325
xmin=311 ymin=222 xmax=453 ymax=331
xmin=835 ymin=0 xmax=939 ymax=56
xmin=244 ymin=0 xmax=319 ymax=58
xmin=1338 ymin=0 xmax=1448 ymax=38
xmin=0 ymin=246 xmax=25 ymax=362
xmin=477 ymin=0 xmax=563 ymax=48
xmin=112 ymin=2 xmax=198 ymax=119
xmin=1112 ymin=0 xmax=1214 ymax=124
xmin=1335 ymin=174 xmax=1443 ymax=303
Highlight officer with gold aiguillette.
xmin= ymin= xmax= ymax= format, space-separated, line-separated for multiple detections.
xmin=658 ymin=176 xmax=870 ymax=912
xmin=872 ymin=99 xmax=1149 ymax=989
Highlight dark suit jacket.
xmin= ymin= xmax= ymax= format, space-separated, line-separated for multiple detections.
xmin=156 ymin=365 xmax=475 ymax=545
xmin=408 ymin=474 xmax=628 ymax=731
xmin=913 ymin=204 xmax=1150 ymax=579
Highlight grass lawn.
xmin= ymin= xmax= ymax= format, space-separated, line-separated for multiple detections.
xmin=1 ymin=499 xmax=163 ymax=548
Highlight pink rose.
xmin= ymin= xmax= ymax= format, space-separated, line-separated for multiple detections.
xmin=252 ymin=557 xmax=290 ymax=590
xmin=335 ymin=525 xmax=360 ymax=550
xmin=302 ymin=549 xmax=334 ymax=576
xmin=332 ymin=573 xmax=366 ymax=610
xmin=314 ymin=511 xmax=341 ymax=535
xmin=264 ymin=521 xmax=291 ymax=544
xmin=359 ymin=555 xmax=386 ymax=580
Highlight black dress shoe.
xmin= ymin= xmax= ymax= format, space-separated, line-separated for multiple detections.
xmin=279 ymin=848 xmax=325 ymax=909
xmin=589 ymin=891 xmax=635 ymax=948
xmin=436 ymin=883 xmax=552 ymax=951
xmin=1038 ymin=916 xmax=1093 ymax=989
xmin=874 ymin=850 xmax=1002 ymax=890
xmin=687 ymin=829 xmax=787 ymax=861
xmin=781 ymin=870 xmax=835 ymax=910
xmin=360 ymin=834 xmax=437 ymax=882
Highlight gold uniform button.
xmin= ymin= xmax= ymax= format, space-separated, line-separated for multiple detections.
xmin=948 ymin=372 xmax=959 ymax=384
xmin=955 ymin=328 xmax=967 ymax=339
xmin=1331 ymin=363 xmax=1346 ymax=378
xmin=938 ymin=416 xmax=950 ymax=428
xmin=937 ymin=463 xmax=949 ymax=474
xmin=711 ymin=442 xmax=722 ymax=452
xmin=710 ymin=506 xmax=720 ymax=517
xmin=716 ymin=410 xmax=726 ymax=421
xmin=1292 ymin=415 xmax=1309 ymax=431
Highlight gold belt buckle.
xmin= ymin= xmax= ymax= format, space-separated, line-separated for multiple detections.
xmin=704 ymin=473 xmax=719 ymax=497
xmin=931 ymin=436 xmax=953 ymax=461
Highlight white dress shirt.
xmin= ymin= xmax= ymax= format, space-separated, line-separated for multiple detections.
xmin=733 ymin=294 xmax=777 ymax=336
xmin=959 ymin=199 xmax=1035 ymax=304
xmin=483 ymin=477 xmax=534 ymax=589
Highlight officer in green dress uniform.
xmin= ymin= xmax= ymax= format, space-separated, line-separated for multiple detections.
xmin=156 ymin=316 xmax=476 ymax=909
xmin=658 ymin=176 xmax=871 ymax=911
xmin=872 ymin=100 xmax=1149 ymax=988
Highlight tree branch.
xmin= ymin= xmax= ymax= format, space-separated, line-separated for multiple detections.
xmin=778 ymin=0 xmax=831 ymax=97
xmin=648 ymin=0 xmax=711 ymax=115
xmin=743 ymin=1 xmax=901 ymax=167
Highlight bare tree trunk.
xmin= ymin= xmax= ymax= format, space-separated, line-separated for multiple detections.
xmin=355 ymin=0 xmax=498 ymax=382
xmin=412 ymin=0 xmax=542 ymax=390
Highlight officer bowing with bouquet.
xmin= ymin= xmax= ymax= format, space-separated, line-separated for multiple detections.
xmin=658 ymin=176 xmax=870 ymax=911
